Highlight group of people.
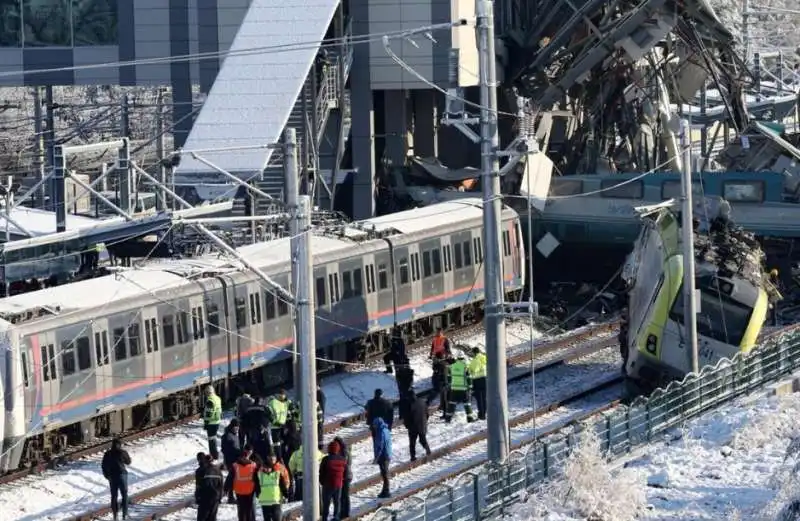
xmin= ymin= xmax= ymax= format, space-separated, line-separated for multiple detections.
xmin=429 ymin=329 xmax=488 ymax=422
xmin=194 ymin=384 xmax=349 ymax=521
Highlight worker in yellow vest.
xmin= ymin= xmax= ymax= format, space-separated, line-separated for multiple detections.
xmin=468 ymin=347 xmax=487 ymax=420
xmin=203 ymin=385 xmax=222 ymax=460
xmin=253 ymin=453 xmax=290 ymax=521
xmin=288 ymin=439 xmax=325 ymax=501
xmin=445 ymin=354 xmax=476 ymax=423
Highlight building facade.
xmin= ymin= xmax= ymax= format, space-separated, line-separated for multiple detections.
xmin=0 ymin=0 xmax=253 ymax=145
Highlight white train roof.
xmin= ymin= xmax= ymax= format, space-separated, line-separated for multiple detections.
xmin=361 ymin=198 xmax=485 ymax=234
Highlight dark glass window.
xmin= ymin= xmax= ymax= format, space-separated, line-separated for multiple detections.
xmin=462 ymin=241 xmax=472 ymax=266
xmin=128 ymin=323 xmax=141 ymax=356
xmin=207 ymin=303 xmax=220 ymax=336
xmin=61 ymin=340 xmax=76 ymax=376
xmin=342 ymin=271 xmax=353 ymax=299
xmin=399 ymin=258 xmax=410 ymax=285
xmin=315 ymin=278 xmax=326 ymax=308
xmin=42 ymin=343 xmax=56 ymax=381
xmin=599 ymin=179 xmax=643 ymax=199
xmin=250 ymin=292 xmax=262 ymax=324
xmin=454 ymin=243 xmax=463 ymax=269
xmin=113 ymin=327 xmax=126 ymax=361
xmin=162 ymin=315 xmax=176 ymax=348
xmin=378 ymin=264 xmax=388 ymax=290
xmin=20 ymin=351 xmax=29 ymax=387
xmin=277 ymin=294 xmax=289 ymax=316
xmin=76 ymin=336 xmax=91 ymax=370
xmin=95 ymin=331 xmax=110 ymax=364
xmin=670 ymin=281 xmax=753 ymax=346
xmin=71 ymin=0 xmax=118 ymax=46
xmin=0 ymin=0 xmax=22 ymax=47
xmin=423 ymin=251 xmax=432 ymax=278
xmin=23 ymin=0 xmax=72 ymax=46
xmin=235 ymin=297 xmax=247 ymax=329
xmin=265 ymin=291 xmax=277 ymax=319
xmin=177 ymin=312 xmax=189 ymax=344
xmin=353 ymin=268 xmax=363 ymax=296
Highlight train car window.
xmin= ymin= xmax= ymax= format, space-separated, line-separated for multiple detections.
xmin=423 ymin=251 xmax=432 ymax=278
xmin=41 ymin=344 xmax=53 ymax=381
xmin=235 ymin=297 xmax=247 ymax=329
xmin=353 ymin=268 xmax=363 ymax=296
xmin=315 ymin=277 xmax=327 ymax=308
xmin=277 ymin=294 xmax=289 ymax=316
xmin=442 ymin=245 xmax=451 ymax=272
xmin=113 ymin=328 xmax=127 ymax=361
xmin=503 ymin=231 xmax=511 ymax=256
xmin=432 ymin=249 xmax=442 ymax=274
xmin=161 ymin=316 xmax=176 ymax=348
xmin=413 ymin=253 xmax=421 ymax=281
xmin=61 ymin=340 xmax=76 ymax=376
xmin=329 ymin=273 xmax=341 ymax=304
xmin=128 ymin=323 xmax=142 ymax=356
xmin=549 ymin=179 xmax=583 ymax=197
xmin=207 ymin=304 xmax=221 ymax=336
xmin=454 ymin=243 xmax=463 ymax=269
xmin=398 ymin=258 xmax=410 ymax=285
xmin=76 ymin=337 xmax=91 ymax=371
xmin=265 ymin=291 xmax=277 ymax=320
xmin=342 ymin=271 xmax=353 ymax=299
xmin=378 ymin=264 xmax=389 ymax=290
xmin=661 ymin=180 xmax=703 ymax=200
xmin=95 ymin=331 xmax=110 ymax=363
xmin=47 ymin=344 xmax=56 ymax=380
xmin=473 ymin=237 xmax=484 ymax=263
xmin=462 ymin=241 xmax=472 ymax=266
xmin=365 ymin=265 xmax=375 ymax=293
xmin=192 ymin=308 xmax=205 ymax=340
xmin=20 ymin=351 xmax=29 ymax=387
xmin=599 ymin=179 xmax=643 ymax=199
xmin=145 ymin=319 xmax=159 ymax=353
xmin=723 ymin=181 xmax=764 ymax=202
xmin=150 ymin=319 xmax=159 ymax=351
xmin=250 ymin=292 xmax=262 ymax=325
xmin=177 ymin=312 xmax=190 ymax=344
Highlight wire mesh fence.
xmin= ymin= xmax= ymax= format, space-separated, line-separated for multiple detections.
xmin=365 ymin=325 xmax=800 ymax=521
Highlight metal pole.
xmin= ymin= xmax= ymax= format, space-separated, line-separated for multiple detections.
xmin=742 ymin=0 xmax=751 ymax=64
xmin=54 ymin=145 xmax=67 ymax=233
xmin=156 ymin=89 xmax=167 ymax=212
xmin=44 ymin=86 xmax=55 ymax=211
xmin=296 ymin=194 xmax=319 ymax=521
xmin=119 ymin=139 xmax=132 ymax=215
xmin=285 ymin=128 xmax=302 ymax=400
xmin=4 ymin=191 xmax=10 ymax=296
xmin=477 ymin=0 xmax=509 ymax=463
xmin=33 ymin=87 xmax=45 ymax=209
xmin=680 ymin=119 xmax=699 ymax=374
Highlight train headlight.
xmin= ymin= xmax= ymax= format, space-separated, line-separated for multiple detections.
xmin=646 ymin=334 xmax=658 ymax=354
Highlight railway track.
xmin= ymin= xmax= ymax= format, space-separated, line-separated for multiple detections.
xmin=64 ymin=326 xmax=620 ymax=521
xmin=0 ymin=318 xmax=499 ymax=486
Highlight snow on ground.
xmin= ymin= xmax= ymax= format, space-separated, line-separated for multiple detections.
xmin=161 ymin=346 xmax=623 ymax=521
xmin=0 ymin=321 xmax=591 ymax=521
xmin=508 ymin=386 xmax=800 ymax=521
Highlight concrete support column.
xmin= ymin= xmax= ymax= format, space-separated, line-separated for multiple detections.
xmin=383 ymin=90 xmax=410 ymax=167
xmin=413 ymin=90 xmax=438 ymax=158
xmin=350 ymin=0 xmax=376 ymax=219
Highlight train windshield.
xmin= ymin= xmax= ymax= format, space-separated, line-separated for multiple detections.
xmin=669 ymin=284 xmax=753 ymax=346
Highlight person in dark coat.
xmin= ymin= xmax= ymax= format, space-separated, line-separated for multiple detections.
xmin=236 ymin=393 xmax=255 ymax=445
xmin=282 ymin=417 xmax=302 ymax=464
xmin=395 ymin=355 xmax=415 ymax=397
xmin=365 ymin=388 xmax=393 ymax=430
xmin=402 ymin=389 xmax=432 ymax=461
xmin=383 ymin=328 xmax=408 ymax=374
xmin=429 ymin=352 xmax=448 ymax=415
xmin=242 ymin=400 xmax=272 ymax=460
xmin=221 ymin=419 xmax=242 ymax=502
xmin=320 ymin=439 xmax=347 ymax=521
xmin=334 ymin=436 xmax=352 ymax=518
xmin=372 ymin=417 xmax=392 ymax=498
xmin=317 ymin=385 xmax=327 ymax=417
xmin=101 ymin=438 xmax=132 ymax=521
xmin=196 ymin=454 xmax=224 ymax=521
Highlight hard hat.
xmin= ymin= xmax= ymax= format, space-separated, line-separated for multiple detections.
xmin=770 ymin=268 xmax=779 ymax=277
xmin=204 ymin=385 xmax=214 ymax=395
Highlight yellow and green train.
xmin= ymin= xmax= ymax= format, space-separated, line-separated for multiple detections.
xmin=622 ymin=207 xmax=774 ymax=392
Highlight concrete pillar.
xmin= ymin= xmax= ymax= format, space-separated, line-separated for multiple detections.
xmin=349 ymin=0 xmax=376 ymax=219
xmin=413 ymin=90 xmax=438 ymax=158
xmin=383 ymin=90 xmax=410 ymax=167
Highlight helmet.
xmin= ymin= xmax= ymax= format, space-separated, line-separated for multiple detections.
xmin=204 ymin=385 xmax=214 ymax=395
xmin=770 ymin=268 xmax=779 ymax=278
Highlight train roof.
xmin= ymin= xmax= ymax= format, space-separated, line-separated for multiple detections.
xmin=360 ymin=198 xmax=488 ymax=234
xmin=0 ymin=232 xmax=353 ymax=325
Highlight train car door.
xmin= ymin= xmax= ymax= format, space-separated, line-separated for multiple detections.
xmin=373 ymin=252 xmax=394 ymax=328
xmin=204 ymin=289 xmax=227 ymax=381
xmin=420 ymin=238 xmax=445 ymax=311
xmin=393 ymin=246 xmax=412 ymax=322
xmin=451 ymin=231 xmax=475 ymax=296
xmin=439 ymin=236 xmax=455 ymax=307
xmin=110 ymin=312 xmax=145 ymax=406
xmin=33 ymin=330 xmax=58 ymax=424
xmin=272 ymin=273 xmax=293 ymax=360
xmin=91 ymin=318 xmax=112 ymax=403
xmin=18 ymin=336 xmax=37 ymax=428
xmin=362 ymin=253 xmax=380 ymax=332
xmin=56 ymin=324 xmax=96 ymax=412
xmin=141 ymin=306 xmax=162 ymax=390
xmin=231 ymin=282 xmax=250 ymax=374
xmin=187 ymin=293 xmax=210 ymax=386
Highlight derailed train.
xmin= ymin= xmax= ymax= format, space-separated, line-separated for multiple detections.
xmin=0 ymin=198 xmax=525 ymax=472
xmin=622 ymin=205 xmax=778 ymax=392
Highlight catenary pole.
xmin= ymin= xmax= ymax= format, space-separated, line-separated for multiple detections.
xmin=285 ymin=128 xmax=302 ymax=401
xmin=295 ymin=194 xmax=320 ymax=521
xmin=680 ymin=119 xmax=699 ymax=373
xmin=477 ymin=0 xmax=510 ymax=462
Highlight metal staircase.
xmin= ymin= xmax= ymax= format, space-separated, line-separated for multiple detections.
xmin=233 ymin=25 xmax=354 ymax=218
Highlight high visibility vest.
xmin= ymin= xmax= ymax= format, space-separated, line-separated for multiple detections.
xmin=257 ymin=470 xmax=282 ymax=506
xmin=232 ymin=461 xmax=257 ymax=495
xmin=432 ymin=336 xmax=447 ymax=356
xmin=268 ymin=398 xmax=288 ymax=426
xmin=468 ymin=353 xmax=487 ymax=379
xmin=205 ymin=394 xmax=222 ymax=425
xmin=449 ymin=360 xmax=469 ymax=391
xmin=288 ymin=446 xmax=325 ymax=475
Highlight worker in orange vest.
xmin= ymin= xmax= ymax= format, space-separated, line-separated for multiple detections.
xmin=430 ymin=328 xmax=452 ymax=359
xmin=224 ymin=446 xmax=258 ymax=521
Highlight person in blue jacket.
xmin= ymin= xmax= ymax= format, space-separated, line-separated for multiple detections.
xmin=371 ymin=417 xmax=392 ymax=498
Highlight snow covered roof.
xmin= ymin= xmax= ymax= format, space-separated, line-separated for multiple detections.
xmin=0 ymin=206 xmax=105 ymax=238
xmin=361 ymin=198 xmax=485 ymax=234
xmin=174 ymin=0 xmax=340 ymax=178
